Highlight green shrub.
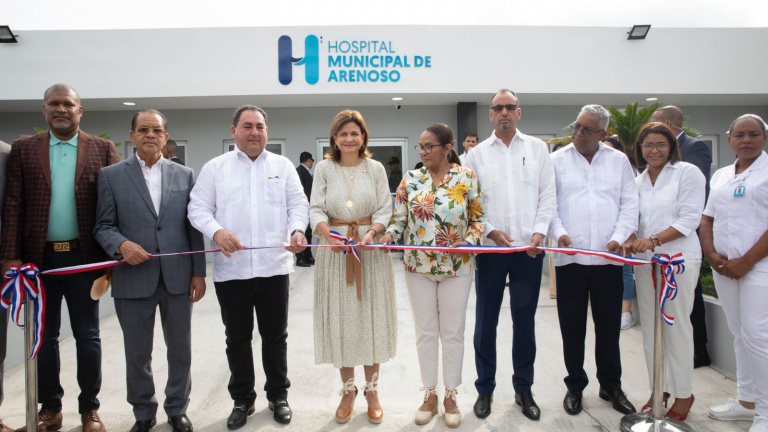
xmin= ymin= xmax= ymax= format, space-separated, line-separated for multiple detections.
xmin=700 ymin=260 xmax=717 ymax=298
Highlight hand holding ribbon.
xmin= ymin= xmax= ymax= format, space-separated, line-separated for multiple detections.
xmin=1 ymin=264 xmax=46 ymax=360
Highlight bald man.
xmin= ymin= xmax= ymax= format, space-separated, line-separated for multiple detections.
xmin=650 ymin=105 xmax=712 ymax=368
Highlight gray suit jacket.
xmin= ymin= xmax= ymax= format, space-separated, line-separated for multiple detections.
xmin=94 ymin=156 xmax=205 ymax=299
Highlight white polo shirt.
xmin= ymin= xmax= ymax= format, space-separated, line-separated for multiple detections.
xmin=703 ymin=151 xmax=768 ymax=273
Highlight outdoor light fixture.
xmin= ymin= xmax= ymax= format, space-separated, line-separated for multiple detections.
xmin=391 ymin=97 xmax=403 ymax=101
xmin=123 ymin=102 xmax=136 ymax=106
xmin=0 ymin=26 xmax=19 ymax=43
xmin=646 ymin=97 xmax=658 ymax=101
xmin=627 ymin=25 xmax=651 ymax=40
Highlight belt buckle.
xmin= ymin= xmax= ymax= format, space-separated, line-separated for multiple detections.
xmin=53 ymin=242 xmax=70 ymax=252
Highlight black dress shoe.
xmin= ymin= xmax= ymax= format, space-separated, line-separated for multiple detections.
xmin=269 ymin=399 xmax=292 ymax=424
xmin=515 ymin=392 xmax=541 ymax=421
xmin=168 ymin=414 xmax=193 ymax=432
xmin=473 ymin=394 xmax=493 ymax=419
xmin=599 ymin=388 xmax=636 ymax=414
xmin=130 ymin=417 xmax=157 ymax=432
xmin=227 ymin=402 xmax=255 ymax=430
xmin=563 ymin=390 xmax=583 ymax=415
xmin=694 ymin=351 xmax=712 ymax=368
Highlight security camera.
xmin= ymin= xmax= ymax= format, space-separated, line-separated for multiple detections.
xmin=395 ymin=104 xmax=401 ymax=110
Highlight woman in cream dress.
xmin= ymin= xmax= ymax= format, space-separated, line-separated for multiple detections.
xmin=310 ymin=110 xmax=397 ymax=424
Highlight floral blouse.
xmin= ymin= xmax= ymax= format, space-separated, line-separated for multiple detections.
xmin=386 ymin=163 xmax=485 ymax=277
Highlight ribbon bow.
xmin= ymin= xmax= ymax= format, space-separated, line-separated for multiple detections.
xmin=2 ymin=264 xmax=46 ymax=359
xmin=651 ymin=253 xmax=685 ymax=326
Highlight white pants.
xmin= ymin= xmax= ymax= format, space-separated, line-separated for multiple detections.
xmin=404 ymin=271 xmax=472 ymax=389
xmin=635 ymin=259 xmax=700 ymax=398
xmin=714 ymin=269 xmax=768 ymax=417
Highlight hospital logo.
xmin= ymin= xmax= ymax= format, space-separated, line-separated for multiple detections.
xmin=278 ymin=35 xmax=319 ymax=85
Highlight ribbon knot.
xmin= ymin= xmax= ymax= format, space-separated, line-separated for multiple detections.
xmin=651 ymin=253 xmax=685 ymax=326
xmin=328 ymin=215 xmax=371 ymax=300
xmin=2 ymin=263 xmax=46 ymax=359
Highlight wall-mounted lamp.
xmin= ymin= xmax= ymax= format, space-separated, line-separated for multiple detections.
xmin=627 ymin=25 xmax=651 ymax=40
xmin=0 ymin=26 xmax=19 ymax=43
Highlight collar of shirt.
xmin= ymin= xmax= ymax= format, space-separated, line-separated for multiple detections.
xmin=136 ymin=152 xmax=165 ymax=168
xmin=235 ymin=146 xmax=270 ymax=163
xmin=489 ymin=130 xmax=523 ymax=148
xmin=733 ymin=151 xmax=768 ymax=179
xmin=49 ymin=131 xmax=78 ymax=147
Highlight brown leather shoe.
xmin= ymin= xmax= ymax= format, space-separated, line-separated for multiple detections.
xmin=0 ymin=420 xmax=15 ymax=432
xmin=81 ymin=410 xmax=106 ymax=432
xmin=16 ymin=408 xmax=63 ymax=432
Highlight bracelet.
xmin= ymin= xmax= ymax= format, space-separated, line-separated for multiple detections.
xmin=367 ymin=228 xmax=377 ymax=236
xmin=290 ymin=229 xmax=304 ymax=237
xmin=649 ymin=234 xmax=661 ymax=248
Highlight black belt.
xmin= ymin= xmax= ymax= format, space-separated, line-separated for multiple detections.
xmin=45 ymin=239 xmax=80 ymax=252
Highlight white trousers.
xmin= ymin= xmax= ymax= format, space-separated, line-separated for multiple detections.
xmin=635 ymin=259 xmax=700 ymax=398
xmin=404 ymin=271 xmax=472 ymax=389
xmin=714 ymin=269 xmax=768 ymax=417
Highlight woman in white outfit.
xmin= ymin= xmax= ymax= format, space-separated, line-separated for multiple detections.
xmin=702 ymin=114 xmax=768 ymax=432
xmin=622 ymin=122 xmax=705 ymax=422
xmin=381 ymin=123 xmax=485 ymax=428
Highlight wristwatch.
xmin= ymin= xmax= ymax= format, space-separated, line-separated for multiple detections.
xmin=290 ymin=229 xmax=305 ymax=237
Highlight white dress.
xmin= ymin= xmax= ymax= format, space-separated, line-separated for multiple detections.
xmin=310 ymin=158 xmax=398 ymax=368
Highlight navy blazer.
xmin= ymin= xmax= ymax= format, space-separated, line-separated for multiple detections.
xmin=678 ymin=132 xmax=712 ymax=197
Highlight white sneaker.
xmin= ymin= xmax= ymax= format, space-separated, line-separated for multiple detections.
xmin=620 ymin=312 xmax=635 ymax=330
xmin=709 ymin=399 xmax=756 ymax=421
xmin=750 ymin=416 xmax=768 ymax=432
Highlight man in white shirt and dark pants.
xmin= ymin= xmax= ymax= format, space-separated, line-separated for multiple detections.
xmin=465 ymin=89 xmax=556 ymax=421
xmin=549 ymin=104 xmax=638 ymax=416
xmin=188 ymin=105 xmax=309 ymax=429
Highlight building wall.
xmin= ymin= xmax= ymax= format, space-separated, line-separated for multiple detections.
xmin=1 ymin=26 xmax=766 ymax=103
xmin=2 ymin=104 xmax=766 ymax=175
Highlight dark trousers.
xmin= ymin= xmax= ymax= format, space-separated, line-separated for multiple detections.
xmin=214 ymin=275 xmax=290 ymax=404
xmin=115 ymin=278 xmax=192 ymax=420
xmin=38 ymin=249 xmax=102 ymax=413
xmin=691 ymin=280 xmax=709 ymax=356
xmin=556 ymin=264 xmax=623 ymax=392
xmin=474 ymin=252 xmax=543 ymax=395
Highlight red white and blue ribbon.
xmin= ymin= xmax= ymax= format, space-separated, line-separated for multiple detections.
xmin=327 ymin=230 xmax=361 ymax=263
xmin=651 ymin=253 xmax=686 ymax=326
xmin=37 ymin=243 xmax=672 ymax=276
xmin=1 ymin=264 xmax=46 ymax=360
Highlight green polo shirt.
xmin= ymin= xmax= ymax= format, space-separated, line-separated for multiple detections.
xmin=47 ymin=131 xmax=79 ymax=241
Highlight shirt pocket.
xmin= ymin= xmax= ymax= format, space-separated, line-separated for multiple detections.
xmin=522 ymin=163 xmax=540 ymax=185
xmin=266 ymin=177 xmax=285 ymax=205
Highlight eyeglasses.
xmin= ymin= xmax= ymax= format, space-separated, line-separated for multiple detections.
xmin=570 ymin=124 xmax=604 ymax=137
xmin=640 ymin=142 xmax=670 ymax=150
xmin=414 ymin=144 xmax=445 ymax=154
xmin=491 ymin=104 xmax=518 ymax=113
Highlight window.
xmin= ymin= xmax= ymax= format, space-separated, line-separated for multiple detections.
xmin=223 ymin=139 xmax=284 ymax=155
xmin=700 ymin=134 xmax=719 ymax=172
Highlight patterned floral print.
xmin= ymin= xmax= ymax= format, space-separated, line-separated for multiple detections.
xmin=386 ymin=163 xmax=485 ymax=277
